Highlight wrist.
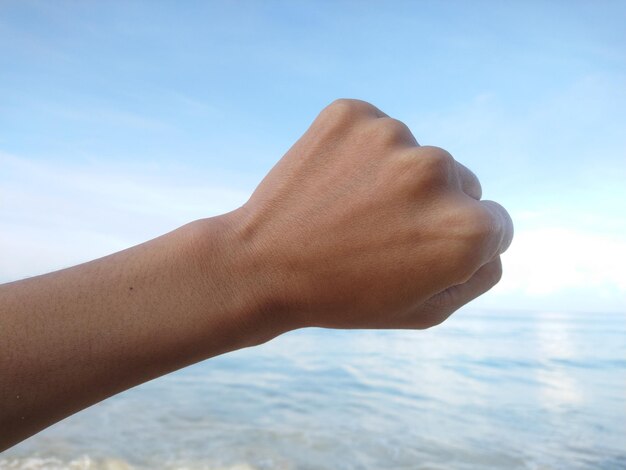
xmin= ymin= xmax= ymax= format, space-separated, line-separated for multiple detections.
xmin=186 ymin=210 xmax=295 ymax=348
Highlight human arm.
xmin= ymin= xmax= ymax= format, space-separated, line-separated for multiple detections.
xmin=0 ymin=99 xmax=513 ymax=450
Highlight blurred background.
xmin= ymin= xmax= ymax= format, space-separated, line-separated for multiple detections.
xmin=1 ymin=1 xmax=625 ymax=469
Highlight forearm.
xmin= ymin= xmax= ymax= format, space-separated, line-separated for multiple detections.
xmin=0 ymin=214 xmax=277 ymax=450
xmin=0 ymin=99 xmax=513 ymax=451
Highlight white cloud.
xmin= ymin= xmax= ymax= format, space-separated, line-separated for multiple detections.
xmin=475 ymin=213 xmax=626 ymax=313
xmin=501 ymin=226 xmax=626 ymax=293
xmin=0 ymin=152 xmax=251 ymax=282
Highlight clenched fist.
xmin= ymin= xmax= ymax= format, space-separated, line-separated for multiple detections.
xmin=224 ymin=99 xmax=513 ymax=331
xmin=1 ymin=98 xmax=514 ymax=448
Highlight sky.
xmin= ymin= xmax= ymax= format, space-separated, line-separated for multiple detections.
xmin=1 ymin=0 xmax=625 ymax=313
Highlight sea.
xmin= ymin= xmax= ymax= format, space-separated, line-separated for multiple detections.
xmin=1 ymin=310 xmax=625 ymax=469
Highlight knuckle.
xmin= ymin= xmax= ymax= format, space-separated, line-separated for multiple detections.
xmin=327 ymin=98 xmax=358 ymax=114
xmin=375 ymin=117 xmax=414 ymax=145
xmin=412 ymin=146 xmax=455 ymax=190
xmin=318 ymin=99 xmax=359 ymax=128
xmin=323 ymin=98 xmax=375 ymax=121
xmin=420 ymin=146 xmax=455 ymax=174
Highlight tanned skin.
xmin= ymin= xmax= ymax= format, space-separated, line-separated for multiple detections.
xmin=0 ymin=99 xmax=513 ymax=450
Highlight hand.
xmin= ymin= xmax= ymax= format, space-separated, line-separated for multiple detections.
xmin=226 ymin=99 xmax=513 ymax=330
xmin=0 ymin=99 xmax=513 ymax=449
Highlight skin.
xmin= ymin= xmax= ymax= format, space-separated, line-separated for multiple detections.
xmin=0 ymin=99 xmax=513 ymax=450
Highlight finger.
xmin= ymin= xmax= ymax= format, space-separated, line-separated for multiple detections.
xmin=480 ymin=200 xmax=514 ymax=257
xmin=421 ymin=257 xmax=503 ymax=326
xmin=455 ymin=161 xmax=482 ymax=200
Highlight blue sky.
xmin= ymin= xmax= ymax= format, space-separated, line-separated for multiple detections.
xmin=1 ymin=1 xmax=625 ymax=313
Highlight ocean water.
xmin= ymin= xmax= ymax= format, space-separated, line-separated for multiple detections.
xmin=2 ymin=310 xmax=625 ymax=469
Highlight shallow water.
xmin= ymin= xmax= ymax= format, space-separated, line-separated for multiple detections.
xmin=2 ymin=310 xmax=625 ymax=469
